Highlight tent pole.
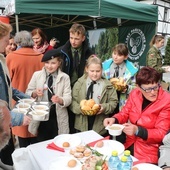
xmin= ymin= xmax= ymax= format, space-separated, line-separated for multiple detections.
xmin=15 ymin=14 xmax=19 ymax=33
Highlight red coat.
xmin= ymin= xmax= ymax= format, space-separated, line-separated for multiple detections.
xmin=114 ymin=87 xmax=170 ymax=164
xmin=6 ymin=48 xmax=44 ymax=93
xmin=6 ymin=48 xmax=44 ymax=138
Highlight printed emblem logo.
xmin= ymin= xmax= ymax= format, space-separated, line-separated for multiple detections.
xmin=125 ymin=28 xmax=146 ymax=61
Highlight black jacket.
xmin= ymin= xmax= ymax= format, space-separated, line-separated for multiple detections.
xmin=57 ymin=39 xmax=93 ymax=79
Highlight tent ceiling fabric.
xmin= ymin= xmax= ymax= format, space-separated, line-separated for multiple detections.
xmin=9 ymin=0 xmax=158 ymax=30
xmin=101 ymin=0 xmax=158 ymax=22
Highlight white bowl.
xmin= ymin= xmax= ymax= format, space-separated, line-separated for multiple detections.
xmin=105 ymin=124 xmax=125 ymax=136
xmin=18 ymin=98 xmax=35 ymax=104
xmin=29 ymin=110 xmax=48 ymax=121
xmin=32 ymin=105 xmax=49 ymax=111
xmin=16 ymin=103 xmax=31 ymax=110
xmin=12 ymin=108 xmax=28 ymax=115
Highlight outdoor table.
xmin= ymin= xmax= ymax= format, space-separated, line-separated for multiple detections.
xmin=12 ymin=130 xmax=138 ymax=170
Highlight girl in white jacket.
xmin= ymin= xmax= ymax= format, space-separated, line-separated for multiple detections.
xmin=26 ymin=49 xmax=72 ymax=142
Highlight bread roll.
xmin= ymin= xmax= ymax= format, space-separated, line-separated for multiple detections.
xmin=123 ymin=82 xmax=127 ymax=86
xmin=119 ymin=77 xmax=124 ymax=84
xmin=86 ymin=99 xmax=95 ymax=108
xmin=67 ymin=159 xmax=77 ymax=168
xmin=80 ymin=100 xmax=87 ymax=107
xmin=96 ymin=141 xmax=104 ymax=148
xmin=69 ymin=148 xmax=77 ymax=155
xmin=131 ymin=167 xmax=139 ymax=170
xmin=76 ymin=145 xmax=85 ymax=152
xmin=81 ymin=105 xmax=91 ymax=110
xmin=110 ymin=78 xmax=119 ymax=83
xmin=62 ymin=142 xmax=70 ymax=147
xmin=83 ymin=148 xmax=92 ymax=157
xmin=74 ymin=152 xmax=84 ymax=158
xmin=92 ymin=104 xmax=100 ymax=110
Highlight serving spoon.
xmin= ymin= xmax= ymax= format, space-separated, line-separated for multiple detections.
xmin=44 ymin=84 xmax=53 ymax=94
xmin=30 ymin=107 xmax=37 ymax=114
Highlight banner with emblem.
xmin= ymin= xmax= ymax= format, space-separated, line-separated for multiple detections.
xmin=118 ymin=23 xmax=156 ymax=68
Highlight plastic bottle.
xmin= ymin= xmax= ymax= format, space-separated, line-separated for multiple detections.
xmin=108 ymin=150 xmax=120 ymax=170
xmin=124 ymin=150 xmax=133 ymax=168
xmin=117 ymin=156 xmax=131 ymax=170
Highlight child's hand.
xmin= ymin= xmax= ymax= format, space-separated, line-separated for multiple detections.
xmin=121 ymin=86 xmax=128 ymax=93
xmin=51 ymin=95 xmax=63 ymax=105
xmin=22 ymin=115 xmax=32 ymax=126
xmin=96 ymin=104 xmax=103 ymax=115
xmin=32 ymin=88 xmax=43 ymax=98
xmin=36 ymin=88 xmax=44 ymax=97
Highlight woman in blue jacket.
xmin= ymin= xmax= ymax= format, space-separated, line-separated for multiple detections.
xmin=0 ymin=21 xmax=31 ymax=167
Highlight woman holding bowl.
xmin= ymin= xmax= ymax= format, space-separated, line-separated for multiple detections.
xmin=103 ymin=66 xmax=170 ymax=164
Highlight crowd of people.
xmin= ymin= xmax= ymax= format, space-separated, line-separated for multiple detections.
xmin=0 ymin=20 xmax=170 ymax=170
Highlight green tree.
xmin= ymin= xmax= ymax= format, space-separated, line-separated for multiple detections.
xmin=95 ymin=27 xmax=118 ymax=62
xmin=164 ymin=38 xmax=170 ymax=65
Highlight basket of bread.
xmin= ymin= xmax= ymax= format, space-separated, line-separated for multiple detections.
xmin=110 ymin=77 xmax=127 ymax=91
xmin=80 ymin=99 xmax=100 ymax=116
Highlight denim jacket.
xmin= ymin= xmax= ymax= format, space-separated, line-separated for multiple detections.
xmin=0 ymin=53 xmax=30 ymax=126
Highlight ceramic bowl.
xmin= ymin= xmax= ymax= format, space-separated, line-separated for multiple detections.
xmin=29 ymin=110 xmax=48 ymax=121
xmin=32 ymin=104 xmax=49 ymax=111
xmin=12 ymin=108 xmax=28 ymax=115
xmin=18 ymin=98 xmax=35 ymax=104
xmin=105 ymin=124 xmax=125 ymax=136
xmin=16 ymin=103 xmax=31 ymax=110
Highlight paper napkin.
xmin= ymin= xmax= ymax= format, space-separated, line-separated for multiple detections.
xmin=47 ymin=142 xmax=65 ymax=152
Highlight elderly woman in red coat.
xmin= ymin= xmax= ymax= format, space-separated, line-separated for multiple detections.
xmin=104 ymin=66 xmax=170 ymax=164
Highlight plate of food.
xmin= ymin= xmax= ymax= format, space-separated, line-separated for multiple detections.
xmin=53 ymin=134 xmax=81 ymax=149
xmin=48 ymin=156 xmax=81 ymax=170
xmin=69 ymin=144 xmax=92 ymax=161
xmin=94 ymin=140 xmax=124 ymax=157
xmin=132 ymin=163 xmax=162 ymax=170
xmin=82 ymin=155 xmax=107 ymax=170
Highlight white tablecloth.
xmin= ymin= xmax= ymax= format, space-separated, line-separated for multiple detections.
xmin=12 ymin=130 xmax=103 ymax=170
xmin=12 ymin=130 xmax=138 ymax=170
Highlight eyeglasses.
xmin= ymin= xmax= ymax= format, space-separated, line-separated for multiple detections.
xmin=140 ymin=85 xmax=160 ymax=93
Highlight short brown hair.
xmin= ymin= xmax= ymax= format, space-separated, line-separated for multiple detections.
xmin=69 ymin=23 xmax=86 ymax=36
xmin=0 ymin=22 xmax=12 ymax=39
xmin=136 ymin=67 xmax=161 ymax=86
xmin=112 ymin=43 xmax=128 ymax=56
